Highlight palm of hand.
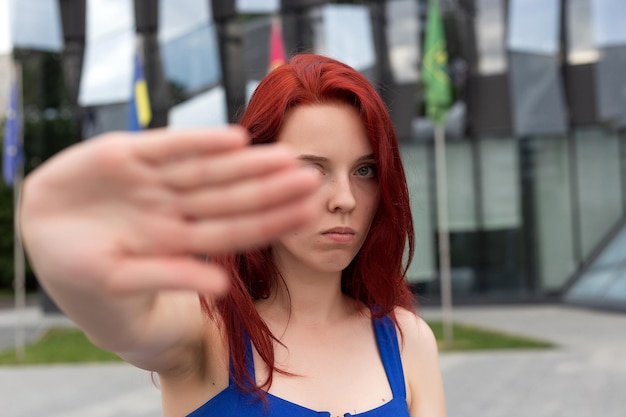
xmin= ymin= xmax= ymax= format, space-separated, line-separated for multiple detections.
xmin=20 ymin=128 xmax=320 ymax=296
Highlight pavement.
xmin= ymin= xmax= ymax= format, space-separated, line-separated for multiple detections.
xmin=420 ymin=305 xmax=626 ymax=417
xmin=0 ymin=303 xmax=625 ymax=417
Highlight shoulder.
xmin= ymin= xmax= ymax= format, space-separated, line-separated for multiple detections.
xmin=393 ymin=307 xmax=446 ymax=417
xmin=392 ymin=307 xmax=437 ymax=352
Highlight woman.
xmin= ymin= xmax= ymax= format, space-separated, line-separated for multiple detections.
xmin=20 ymin=54 xmax=445 ymax=417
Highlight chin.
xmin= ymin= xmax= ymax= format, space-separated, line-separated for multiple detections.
xmin=317 ymin=249 xmax=361 ymax=271
xmin=310 ymin=258 xmax=354 ymax=274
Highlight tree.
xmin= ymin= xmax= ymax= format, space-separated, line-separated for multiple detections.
xmin=0 ymin=52 xmax=79 ymax=291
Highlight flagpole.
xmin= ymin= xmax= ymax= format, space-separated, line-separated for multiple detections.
xmin=12 ymin=60 xmax=26 ymax=362
xmin=434 ymin=123 xmax=453 ymax=349
xmin=422 ymin=0 xmax=454 ymax=348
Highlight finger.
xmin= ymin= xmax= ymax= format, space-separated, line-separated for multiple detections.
xmin=132 ymin=126 xmax=248 ymax=164
xmin=160 ymin=144 xmax=299 ymax=190
xmin=108 ymin=257 xmax=230 ymax=295
xmin=180 ymin=192 xmax=318 ymax=255
xmin=178 ymin=166 xmax=320 ymax=218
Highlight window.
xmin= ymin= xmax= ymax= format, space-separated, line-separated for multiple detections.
xmin=386 ymin=0 xmax=419 ymax=83
xmin=567 ymin=0 xmax=598 ymax=64
xmin=79 ymin=0 xmax=134 ymax=106
xmin=507 ymin=0 xmax=559 ymax=55
xmin=475 ymin=0 xmax=507 ymax=74
xmin=592 ymin=0 xmax=626 ymax=47
xmin=159 ymin=0 xmax=221 ymax=98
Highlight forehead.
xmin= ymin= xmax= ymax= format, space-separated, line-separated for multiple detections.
xmin=277 ymin=103 xmax=372 ymax=157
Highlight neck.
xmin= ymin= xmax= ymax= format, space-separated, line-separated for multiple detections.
xmin=259 ymin=262 xmax=355 ymax=328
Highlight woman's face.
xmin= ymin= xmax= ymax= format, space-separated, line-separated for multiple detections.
xmin=272 ymin=102 xmax=379 ymax=275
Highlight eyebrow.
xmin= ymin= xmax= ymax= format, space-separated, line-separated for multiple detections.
xmin=298 ymin=153 xmax=376 ymax=164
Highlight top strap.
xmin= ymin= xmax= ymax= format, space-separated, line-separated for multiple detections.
xmin=228 ymin=332 xmax=257 ymax=388
xmin=373 ymin=315 xmax=407 ymax=399
xmin=243 ymin=333 xmax=256 ymax=382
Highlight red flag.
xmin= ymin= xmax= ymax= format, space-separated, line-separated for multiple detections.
xmin=268 ymin=18 xmax=286 ymax=73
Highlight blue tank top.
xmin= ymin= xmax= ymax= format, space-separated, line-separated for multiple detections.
xmin=187 ymin=315 xmax=411 ymax=417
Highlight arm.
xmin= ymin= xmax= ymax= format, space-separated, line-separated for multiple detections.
xmin=20 ymin=127 xmax=320 ymax=374
xmin=396 ymin=308 xmax=447 ymax=417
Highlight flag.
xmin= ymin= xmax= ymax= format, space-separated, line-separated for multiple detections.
xmin=2 ymin=74 xmax=21 ymax=186
xmin=127 ymin=50 xmax=152 ymax=131
xmin=422 ymin=0 xmax=452 ymax=125
xmin=268 ymin=17 xmax=286 ymax=73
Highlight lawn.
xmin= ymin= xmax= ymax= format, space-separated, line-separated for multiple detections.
xmin=0 ymin=328 xmax=122 ymax=365
xmin=428 ymin=321 xmax=554 ymax=351
xmin=0 ymin=321 xmax=554 ymax=366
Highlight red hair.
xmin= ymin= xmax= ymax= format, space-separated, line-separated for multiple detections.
xmin=200 ymin=54 xmax=415 ymax=397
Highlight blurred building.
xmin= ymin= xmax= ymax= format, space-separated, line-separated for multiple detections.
xmin=3 ymin=0 xmax=626 ymax=310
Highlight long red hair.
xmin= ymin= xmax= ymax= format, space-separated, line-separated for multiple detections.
xmin=200 ymin=54 xmax=415 ymax=397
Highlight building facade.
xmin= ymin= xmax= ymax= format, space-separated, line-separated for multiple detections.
xmin=3 ymin=0 xmax=626 ymax=309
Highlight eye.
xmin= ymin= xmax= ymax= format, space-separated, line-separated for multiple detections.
xmin=304 ymin=162 xmax=325 ymax=175
xmin=355 ymin=164 xmax=376 ymax=178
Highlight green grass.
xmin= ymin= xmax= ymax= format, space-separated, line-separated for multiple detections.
xmin=0 ymin=328 xmax=123 ymax=365
xmin=0 ymin=321 xmax=555 ymax=365
xmin=428 ymin=321 xmax=555 ymax=351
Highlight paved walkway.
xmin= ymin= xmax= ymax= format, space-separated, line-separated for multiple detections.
xmin=0 ymin=304 xmax=624 ymax=417
xmin=420 ymin=305 xmax=626 ymax=417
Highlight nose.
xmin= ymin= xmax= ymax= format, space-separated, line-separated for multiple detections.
xmin=327 ymin=174 xmax=356 ymax=213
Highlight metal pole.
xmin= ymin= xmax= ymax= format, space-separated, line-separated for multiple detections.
xmin=434 ymin=123 xmax=454 ymax=348
xmin=13 ymin=60 xmax=25 ymax=362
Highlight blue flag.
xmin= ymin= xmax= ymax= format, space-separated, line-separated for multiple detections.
xmin=2 ymin=79 xmax=21 ymax=186
xmin=127 ymin=51 xmax=152 ymax=131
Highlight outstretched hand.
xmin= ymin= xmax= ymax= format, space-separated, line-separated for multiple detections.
xmin=20 ymin=127 xmax=320 ymax=298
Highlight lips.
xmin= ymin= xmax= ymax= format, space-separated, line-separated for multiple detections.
xmin=321 ymin=227 xmax=356 ymax=235
xmin=320 ymin=227 xmax=356 ymax=244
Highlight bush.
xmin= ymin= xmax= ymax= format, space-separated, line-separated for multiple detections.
xmin=0 ymin=184 xmax=15 ymax=289
xmin=0 ymin=181 xmax=36 ymax=291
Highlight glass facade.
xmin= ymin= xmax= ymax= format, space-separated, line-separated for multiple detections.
xmin=566 ymin=224 xmax=626 ymax=308
xmin=592 ymin=0 xmax=626 ymax=47
xmin=567 ymin=0 xmax=597 ymax=64
xmin=402 ymin=143 xmax=435 ymax=283
xmin=78 ymin=0 xmax=135 ymax=107
xmin=314 ymin=4 xmax=376 ymax=74
xmin=386 ymin=0 xmax=420 ymax=83
xmin=532 ymin=135 xmax=576 ymax=291
xmin=404 ymin=0 xmax=625 ymax=307
xmin=475 ymin=0 xmax=507 ymax=75
xmin=402 ymin=136 xmax=529 ymax=299
xmin=5 ymin=0 xmax=625 ymax=310
xmin=158 ymin=0 xmax=221 ymax=97
xmin=574 ymin=129 xmax=623 ymax=259
xmin=507 ymin=0 xmax=560 ymax=55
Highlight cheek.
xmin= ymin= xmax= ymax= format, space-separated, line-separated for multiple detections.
xmin=360 ymin=188 xmax=380 ymax=217
xmin=365 ymin=208 xmax=378 ymax=229
xmin=363 ymin=197 xmax=380 ymax=229
xmin=284 ymin=229 xmax=304 ymax=243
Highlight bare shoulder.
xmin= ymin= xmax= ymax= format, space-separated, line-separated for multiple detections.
xmin=393 ymin=307 xmax=438 ymax=352
xmin=393 ymin=307 xmax=446 ymax=417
